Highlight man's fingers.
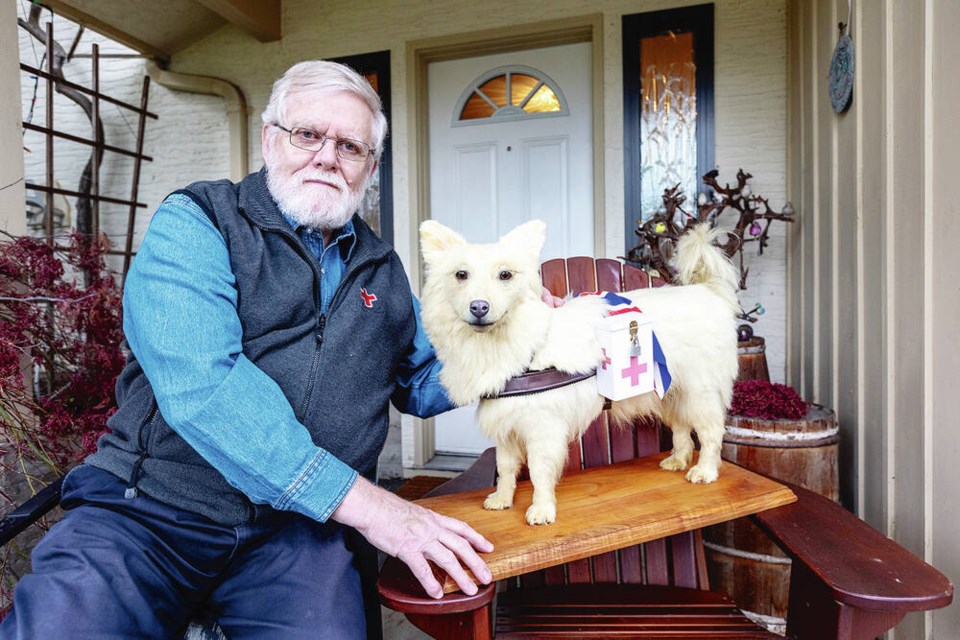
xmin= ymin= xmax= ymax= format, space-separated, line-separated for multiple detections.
xmin=424 ymin=543 xmax=480 ymax=596
xmin=438 ymin=529 xmax=493 ymax=585
xmin=401 ymin=552 xmax=444 ymax=599
xmin=440 ymin=514 xmax=494 ymax=553
xmin=540 ymin=286 xmax=566 ymax=308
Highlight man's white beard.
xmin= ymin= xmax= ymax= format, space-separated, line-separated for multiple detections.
xmin=266 ymin=166 xmax=369 ymax=231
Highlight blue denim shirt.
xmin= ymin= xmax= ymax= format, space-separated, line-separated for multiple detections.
xmin=123 ymin=193 xmax=452 ymax=521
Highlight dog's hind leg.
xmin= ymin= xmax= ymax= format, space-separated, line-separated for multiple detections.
xmin=660 ymin=422 xmax=695 ymax=473
xmin=661 ymin=398 xmax=725 ymax=484
xmin=484 ymin=440 xmax=522 ymax=511
xmin=683 ymin=404 xmax=725 ymax=484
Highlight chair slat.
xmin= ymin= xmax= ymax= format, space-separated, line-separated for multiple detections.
xmin=496 ymin=584 xmax=777 ymax=639
xmin=564 ymin=439 xmax=583 ymax=472
xmin=567 ymin=558 xmax=592 ymax=584
xmin=595 ymin=258 xmax=623 ymax=292
xmin=566 ymin=257 xmax=597 ymax=295
xmin=620 ymin=546 xmax=643 ymax=584
xmin=541 ymin=258 xmax=569 ymax=297
xmin=644 ymin=539 xmax=671 ymax=585
xmin=670 ymin=531 xmax=702 ymax=589
xmin=636 ymin=420 xmax=664 ymax=457
xmin=610 ymin=422 xmax=636 ymax=462
xmin=517 ymin=569 xmax=544 ymax=590
xmin=592 ymin=552 xmax=619 ymax=583
xmin=622 ymin=262 xmax=652 ymax=290
xmin=543 ymin=565 xmax=566 ymax=586
xmin=580 ymin=416 xmax=610 ymax=470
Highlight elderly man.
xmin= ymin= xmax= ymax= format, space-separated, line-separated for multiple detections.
xmin=1 ymin=61 xmax=494 ymax=639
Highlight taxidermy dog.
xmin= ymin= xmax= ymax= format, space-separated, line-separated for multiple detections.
xmin=419 ymin=219 xmax=740 ymax=525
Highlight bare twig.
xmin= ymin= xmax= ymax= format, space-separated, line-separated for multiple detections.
xmin=624 ymin=168 xmax=795 ymax=291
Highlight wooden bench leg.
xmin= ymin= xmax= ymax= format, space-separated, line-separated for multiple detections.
xmin=786 ymin=562 xmax=906 ymax=640
xmin=406 ymin=606 xmax=492 ymax=640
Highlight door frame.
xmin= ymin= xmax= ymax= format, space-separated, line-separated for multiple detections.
xmin=406 ymin=15 xmax=604 ymax=467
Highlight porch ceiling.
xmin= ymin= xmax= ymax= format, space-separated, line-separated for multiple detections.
xmin=40 ymin=0 xmax=281 ymax=61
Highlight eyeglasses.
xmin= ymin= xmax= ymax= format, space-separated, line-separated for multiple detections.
xmin=271 ymin=124 xmax=372 ymax=162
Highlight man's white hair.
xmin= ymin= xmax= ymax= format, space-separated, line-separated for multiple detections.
xmin=262 ymin=60 xmax=387 ymax=160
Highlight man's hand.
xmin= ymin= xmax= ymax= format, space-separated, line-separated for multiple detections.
xmin=331 ymin=476 xmax=493 ymax=599
xmin=541 ymin=287 xmax=566 ymax=308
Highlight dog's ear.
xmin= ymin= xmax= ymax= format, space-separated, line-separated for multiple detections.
xmin=500 ymin=219 xmax=547 ymax=258
xmin=420 ymin=220 xmax=466 ymax=264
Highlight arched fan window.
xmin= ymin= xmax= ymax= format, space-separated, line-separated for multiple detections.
xmin=453 ymin=65 xmax=568 ymax=124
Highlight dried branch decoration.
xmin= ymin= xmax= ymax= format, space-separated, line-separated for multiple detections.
xmin=625 ymin=168 xmax=795 ymax=290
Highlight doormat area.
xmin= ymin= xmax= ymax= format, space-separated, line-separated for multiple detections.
xmin=393 ymin=475 xmax=450 ymax=500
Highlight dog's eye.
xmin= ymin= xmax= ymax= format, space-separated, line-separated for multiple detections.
xmin=455 ymin=270 xmax=469 ymax=281
xmin=499 ymin=270 xmax=513 ymax=281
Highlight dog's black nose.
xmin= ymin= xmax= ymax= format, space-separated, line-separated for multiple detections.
xmin=469 ymin=300 xmax=490 ymax=319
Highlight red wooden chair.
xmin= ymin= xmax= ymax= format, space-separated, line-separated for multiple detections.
xmin=378 ymin=258 xmax=953 ymax=640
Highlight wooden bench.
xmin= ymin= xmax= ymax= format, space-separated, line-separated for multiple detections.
xmin=377 ymin=257 xmax=954 ymax=640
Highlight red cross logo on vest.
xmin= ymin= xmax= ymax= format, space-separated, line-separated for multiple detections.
xmin=601 ymin=348 xmax=612 ymax=370
xmin=360 ymin=287 xmax=377 ymax=309
xmin=360 ymin=287 xmax=378 ymax=308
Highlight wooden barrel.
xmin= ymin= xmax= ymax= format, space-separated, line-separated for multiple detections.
xmin=704 ymin=404 xmax=838 ymax=632
xmin=736 ymin=336 xmax=770 ymax=382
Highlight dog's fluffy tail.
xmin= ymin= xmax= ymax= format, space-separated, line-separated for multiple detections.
xmin=674 ymin=224 xmax=740 ymax=310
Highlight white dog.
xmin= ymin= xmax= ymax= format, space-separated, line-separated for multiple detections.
xmin=420 ymin=220 xmax=740 ymax=525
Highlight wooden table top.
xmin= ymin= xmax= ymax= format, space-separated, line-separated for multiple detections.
xmin=415 ymin=452 xmax=797 ymax=593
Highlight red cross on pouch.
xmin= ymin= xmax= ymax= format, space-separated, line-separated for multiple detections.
xmin=621 ymin=356 xmax=648 ymax=386
xmin=601 ymin=348 xmax=612 ymax=370
xmin=360 ymin=287 xmax=378 ymax=308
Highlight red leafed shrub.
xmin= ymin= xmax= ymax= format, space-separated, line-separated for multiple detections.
xmin=0 ymin=231 xmax=124 ymax=474
xmin=0 ymin=231 xmax=124 ymax=617
xmin=730 ymin=379 xmax=808 ymax=420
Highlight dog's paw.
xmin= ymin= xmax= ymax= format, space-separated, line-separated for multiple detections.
xmin=483 ymin=492 xmax=513 ymax=511
xmin=525 ymin=503 xmax=556 ymax=525
xmin=685 ymin=464 xmax=719 ymax=484
xmin=659 ymin=453 xmax=690 ymax=472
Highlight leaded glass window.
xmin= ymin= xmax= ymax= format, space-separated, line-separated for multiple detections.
xmin=454 ymin=66 xmax=567 ymax=124
xmin=622 ymin=6 xmax=715 ymax=254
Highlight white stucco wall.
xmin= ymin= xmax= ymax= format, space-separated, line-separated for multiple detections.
xmin=2 ymin=1 xmax=25 ymax=234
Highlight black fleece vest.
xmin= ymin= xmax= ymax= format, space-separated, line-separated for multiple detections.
xmin=87 ymin=169 xmax=416 ymax=525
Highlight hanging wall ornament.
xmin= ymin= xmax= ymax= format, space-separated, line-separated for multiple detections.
xmin=829 ymin=2 xmax=855 ymax=114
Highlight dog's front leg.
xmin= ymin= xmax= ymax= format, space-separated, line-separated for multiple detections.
xmin=524 ymin=436 xmax=569 ymax=525
xmin=484 ymin=441 xmax=522 ymax=511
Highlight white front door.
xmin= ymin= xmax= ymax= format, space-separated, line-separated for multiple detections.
xmin=427 ymin=42 xmax=594 ymax=455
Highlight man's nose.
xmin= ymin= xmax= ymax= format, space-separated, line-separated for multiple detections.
xmin=312 ymin=139 xmax=340 ymax=167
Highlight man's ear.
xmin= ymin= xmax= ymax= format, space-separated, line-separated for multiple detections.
xmin=261 ymin=125 xmax=274 ymax=164
xmin=500 ymin=219 xmax=547 ymax=259
xmin=420 ymin=220 xmax=466 ymax=264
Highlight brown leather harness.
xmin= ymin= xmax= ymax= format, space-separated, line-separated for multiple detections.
xmin=486 ymin=368 xmax=597 ymax=398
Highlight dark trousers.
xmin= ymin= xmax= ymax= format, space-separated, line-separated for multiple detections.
xmin=1 ymin=465 xmax=370 ymax=639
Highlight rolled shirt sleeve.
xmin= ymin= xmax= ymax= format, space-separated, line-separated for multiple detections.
xmin=392 ymin=296 xmax=456 ymax=418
